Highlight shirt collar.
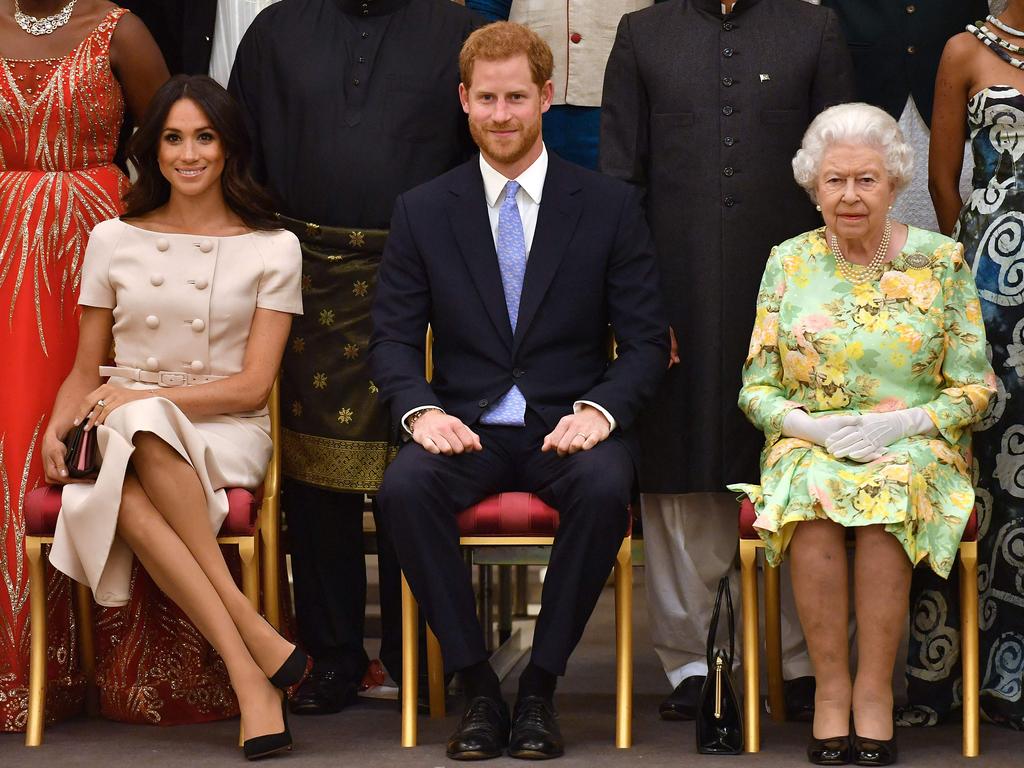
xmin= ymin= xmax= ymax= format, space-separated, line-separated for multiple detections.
xmin=480 ymin=145 xmax=548 ymax=209
xmin=333 ymin=0 xmax=412 ymax=17
xmin=692 ymin=0 xmax=761 ymax=16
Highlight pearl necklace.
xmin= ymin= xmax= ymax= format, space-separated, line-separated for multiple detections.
xmin=987 ymin=13 xmax=1024 ymax=38
xmin=13 ymin=0 xmax=77 ymax=36
xmin=827 ymin=218 xmax=892 ymax=285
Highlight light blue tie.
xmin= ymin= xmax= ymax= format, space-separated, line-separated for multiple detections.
xmin=480 ymin=180 xmax=528 ymax=426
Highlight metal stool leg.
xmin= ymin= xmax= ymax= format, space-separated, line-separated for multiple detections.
xmin=764 ymin=561 xmax=785 ymax=723
xmin=739 ymin=539 xmax=761 ymax=753
xmin=959 ymin=541 xmax=980 ymax=757
xmin=73 ymin=581 xmax=98 ymax=716
xmin=614 ymin=537 xmax=633 ymax=748
xmin=25 ymin=537 xmax=47 ymax=747
xmin=401 ymin=573 xmax=419 ymax=747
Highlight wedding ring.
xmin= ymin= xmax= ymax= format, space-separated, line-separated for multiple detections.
xmin=575 ymin=432 xmax=589 ymax=440
xmin=96 ymin=399 xmax=107 ymax=408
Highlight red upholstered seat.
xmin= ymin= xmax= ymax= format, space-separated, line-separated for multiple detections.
xmin=738 ymin=497 xmax=979 ymax=543
xmin=23 ymin=485 xmax=261 ymax=538
xmin=456 ymin=492 xmax=560 ymax=537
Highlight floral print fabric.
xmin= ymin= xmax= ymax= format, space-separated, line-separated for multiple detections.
xmin=728 ymin=226 xmax=996 ymax=577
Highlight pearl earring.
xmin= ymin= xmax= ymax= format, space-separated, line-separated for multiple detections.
xmin=815 ymin=204 xmax=821 ymax=212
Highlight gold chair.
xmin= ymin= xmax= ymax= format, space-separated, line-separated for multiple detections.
xmin=737 ymin=498 xmax=980 ymax=757
xmin=24 ymin=380 xmax=282 ymax=746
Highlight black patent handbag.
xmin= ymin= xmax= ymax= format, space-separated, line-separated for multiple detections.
xmin=696 ymin=576 xmax=743 ymax=755
xmin=64 ymin=421 xmax=99 ymax=479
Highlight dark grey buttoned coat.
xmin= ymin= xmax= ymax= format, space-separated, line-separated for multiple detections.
xmin=600 ymin=0 xmax=856 ymax=493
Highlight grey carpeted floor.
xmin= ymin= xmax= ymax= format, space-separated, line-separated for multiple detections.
xmin=1 ymin=573 xmax=1019 ymax=767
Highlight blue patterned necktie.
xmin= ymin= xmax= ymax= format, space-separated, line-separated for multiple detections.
xmin=480 ymin=180 xmax=528 ymax=426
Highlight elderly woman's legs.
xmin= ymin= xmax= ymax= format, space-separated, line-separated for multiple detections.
xmin=116 ymin=471 xmax=283 ymax=739
xmin=852 ymin=524 xmax=911 ymax=740
xmin=789 ymin=519 xmax=851 ymax=738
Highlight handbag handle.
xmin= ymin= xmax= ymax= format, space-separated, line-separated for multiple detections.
xmin=705 ymin=576 xmax=736 ymax=669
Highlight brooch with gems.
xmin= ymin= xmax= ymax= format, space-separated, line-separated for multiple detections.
xmin=906 ymin=252 xmax=932 ymax=268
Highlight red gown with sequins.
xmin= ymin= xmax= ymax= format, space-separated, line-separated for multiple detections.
xmin=0 ymin=8 xmax=237 ymax=730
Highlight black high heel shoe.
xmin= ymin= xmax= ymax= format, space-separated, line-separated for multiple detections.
xmin=269 ymin=646 xmax=309 ymax=691
xmin=852 ymin=732 xmax=897 ymax=766
xmin=243 ymin=693 xmax=293 ymax=760
xmin=807 ymin=735 xmax=851 ymax=765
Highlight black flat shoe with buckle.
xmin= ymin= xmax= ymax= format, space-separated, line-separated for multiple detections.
xmin=807 ymin=734 xmax=851 ymax=765
xmin=446 ymin=696 xmax=510 ymax=760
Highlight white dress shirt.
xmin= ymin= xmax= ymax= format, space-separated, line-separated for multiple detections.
xmin=402 ymin=145 xmax=616 ymax=434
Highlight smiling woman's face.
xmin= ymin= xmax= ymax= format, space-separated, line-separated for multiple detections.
xmin=158 ymin=98 xmax=225 ymax=199
xmin=815 ymin=143 xmax=897 ymax=244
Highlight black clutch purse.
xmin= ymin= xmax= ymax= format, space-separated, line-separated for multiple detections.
xmin=64 ymin=421 xmax=99 ymax=479
xmin=696 ymin=576 xmax=743 ymax=755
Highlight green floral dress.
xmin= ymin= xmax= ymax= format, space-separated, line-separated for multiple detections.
xmin=728 ymin=227 xmax=996 ymax=578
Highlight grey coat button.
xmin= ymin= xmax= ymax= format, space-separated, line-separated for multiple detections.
xmin=478 ymin=399 xmax=489 ymax=408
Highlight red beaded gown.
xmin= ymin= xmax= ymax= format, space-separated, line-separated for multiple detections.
xmin=0 ymin=7 xmax=237 ymax=729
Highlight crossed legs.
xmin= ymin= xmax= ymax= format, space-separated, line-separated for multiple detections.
xmin=789 ymin=520 xmax=910 ymax=741
xmin=115 ymin=432 xmax=295 ymax=739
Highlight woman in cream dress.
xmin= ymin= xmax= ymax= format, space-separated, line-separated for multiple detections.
xmin=40 ymin=75 xmax=306 ymax=759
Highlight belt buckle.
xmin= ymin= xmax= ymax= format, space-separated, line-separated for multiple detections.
xmin=158 ymin=371 xmax=187 ymax=387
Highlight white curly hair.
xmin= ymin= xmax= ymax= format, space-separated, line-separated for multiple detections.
xmin=791 ymin=102 xmax=913 ymax=202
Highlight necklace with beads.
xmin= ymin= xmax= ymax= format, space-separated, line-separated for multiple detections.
xmin=977 ymin=23 xmax=1024 ymax=54
xmin=13 ymin=0 xmax=77 ymax=36
xmin=968 ymin=22 xmax=1024 ymax=69
xmin=987 ymin=13 xmax=1024 ymax=38
xmin=827 ymin=217 xmax=892 ymax=285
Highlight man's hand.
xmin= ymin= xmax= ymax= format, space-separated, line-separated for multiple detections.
xmin=412 ymin=410 xmax=482 ymax=455
xmin=541 ymin=404 xmax=612 ymax=457
xmin=668 ymin=326 xmax=680 ymax=369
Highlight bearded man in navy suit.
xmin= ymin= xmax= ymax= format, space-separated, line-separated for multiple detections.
xmin=370 ymin=21 xmax=667 ymax=761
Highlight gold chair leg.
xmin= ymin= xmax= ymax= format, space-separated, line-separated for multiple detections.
xmin=764 ymin=559 xmax=785 ymax=724
xmin=427 ymin=625 xmax=445 ymax=719
xmin=959 ymin=541 xmax=980 ymax=758
xmin=25 ymin=537 xmax=47 ymax=747
xmin=739 ymin=539 xmax=761 ymax=753
xmin=73 ymin=581 xmax=98 ymax=716
xmin=260 ymin=493 xmax=281 ymax=630
xmin=401 ymin=572 xmax=419 ymax=747
xmin=614 ymin=536 xmax=633 ymax=748
xmin=239 ymin=538 xmax=259 ymax=612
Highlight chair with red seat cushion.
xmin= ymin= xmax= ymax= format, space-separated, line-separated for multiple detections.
xmin=399 ymin=491 xmax=633 ymax=749
xmin=736 ymin=498 xmax=980 ymax=756
xmin=24 ymin=382 xmax=283 ymax=747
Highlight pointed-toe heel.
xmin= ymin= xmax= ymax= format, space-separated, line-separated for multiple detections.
xmin=807 ymin=735 xmax=851 ymax=765
xmin=852 ymin=732 xmax=897 ymax=766
xmin=269 ymin=646 xmax=309 ymax=691
xmin=243 ymin=695 xmax=293 ymax=761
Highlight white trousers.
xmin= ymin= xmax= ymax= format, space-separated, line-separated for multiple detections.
xmin=641 ymin=491 xmax=814 ymax=687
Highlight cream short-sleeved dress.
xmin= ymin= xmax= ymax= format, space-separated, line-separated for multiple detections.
xmin=49 ymin=218 xmax=303 ymax=607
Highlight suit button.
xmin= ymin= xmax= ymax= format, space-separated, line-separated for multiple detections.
xmin=195 ymin=277 xmax=209 ymax=290
xmin=723 ymin=167 xmax=735 ymax=177
xmin=570 ymin=32 xmax=582 ymax=44
xmin=192 ymin=319 xmax=206 ymax=332
xmin=150 ymin=273 xmax=164 ymax=286
xmin=723 ymin=136 xmax=735 ymax=147
xmin=478 ymin=399 xmax=489 ymax=408
xmin=722 ymin=21 xmax=734 ymax=31
xmin=906 ymin=45 xmax=916 ymax=54
xmin=155 ymin=237 xmax=170 ymax=252
xmin=191 ymin=360 xmax=204 ymax=372
xmin=145 ymin=314 xmax=159 ymax=329
xmin=724 ymin=195 xmax=736 ymax=207
xmin=146 ymin=356 xmax=159 ymax=370
xmin=722 ymin=76 xmax=734 ymax=87
xmin=722 ymin=105 xmax=734 ymax=116
xmin=906 ymin=4 xmax=916 ymax=13
xmin=199 ymin=239 xmax=213 ymax=253
xmin=513 ymin=368 xmax=524 ymax=378
xmin=722 ymin=47 xmax=734 ymax=57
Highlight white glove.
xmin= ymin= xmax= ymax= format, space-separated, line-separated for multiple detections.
xmin=825 ymin=408 xmax=938 ymax=462
xmin=781 ymin=409 xmax=860 ymax=447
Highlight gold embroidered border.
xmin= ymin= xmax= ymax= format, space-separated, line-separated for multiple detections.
xmin=282 ymin=429 xmax=398 ymax=493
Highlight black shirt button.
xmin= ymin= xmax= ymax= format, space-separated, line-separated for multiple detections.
xmin=513 ymin=368 xmax=524 ymax=378
xmin=722 ymin=47 xmax=734 ymax=57
xmin=358 ymin=56 xmax=366 ymax=63
xmin=723 ymin=167 xmax=735 ymax=177
xmin=722 ymin=21 xmax=734 ymax=31
xmin=478 ymin=399 xmax=489 ymax=408
xmin=722 ymin=76 xmax=734 ymax=87
xmin=724 ymin=195 xmax=736 ymax=207
xmin=353 ymin=79 xmax=360 ymax=86
xmin=723 ymin=136 xmax=735 ymax=147
xmin=361 ymin=31 xmax=369 ymax=39
xmin=722 ymin=105 xmax=734 ymax=116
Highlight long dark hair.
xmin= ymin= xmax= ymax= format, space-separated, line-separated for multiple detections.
xmin=122 ymin=75 xmax=279 ymax=230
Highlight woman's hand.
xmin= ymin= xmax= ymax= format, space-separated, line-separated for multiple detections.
xmin=41 ymin=425 xmax=73 ymax=484
xmin=75 ymin=386 xmax=155 ymax=431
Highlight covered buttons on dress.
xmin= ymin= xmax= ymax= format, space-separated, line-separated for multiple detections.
xmin=191 ymin=319 xmax=205 ymax=333
xmin=191 ymin=360 xmax=204 ymax=372
xmin=155 ymin=237 xmax=170 ymax=252
xmin=146 ymin=357 xmax=159 ymax=370
xmin=150 ymin=273 xmax=164 ymax=286
xmin=145 ymin=315 xmax=160 ymax=329
xmin=199 ymin=240 xmax=213 ymax=253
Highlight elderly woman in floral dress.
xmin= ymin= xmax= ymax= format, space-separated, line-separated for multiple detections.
xmin=730 ymin=103 xmax=996 ymax=767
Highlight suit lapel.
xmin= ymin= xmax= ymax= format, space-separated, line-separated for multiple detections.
xmin=513 ymin=156 xmax=583 ymax=353
xmin=445 ymin=160 xmax=513 ymax=348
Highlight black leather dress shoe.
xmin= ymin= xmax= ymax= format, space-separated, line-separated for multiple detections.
xmin=508 ymin=696 xmax=564 ymax=760
xmin=785 ymin=676 xmax=817 ymax=722
xmin=807 ymin=735 xmax=851 ymax=765
xmin=288 ymin=669 xmax=359 ymax=715
xmin=446 ymin=696 xmax=510 ymax=760
xmin=853 ymin=733 xmax=897 ymax=766
xmin=659 ymin=675 xmax=704 ymax=721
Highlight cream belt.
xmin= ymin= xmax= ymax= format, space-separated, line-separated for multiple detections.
xmin=99 ymin=366 xmax=227 ymax=387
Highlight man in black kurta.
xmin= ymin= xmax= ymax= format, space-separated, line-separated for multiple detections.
xmin=230 ymin=0 xmax=481 ymax=712
xmin=600 ymin=0 xmax=855 ymax=719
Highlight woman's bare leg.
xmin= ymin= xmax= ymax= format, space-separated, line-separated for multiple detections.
xmin=129 ymin=432 xmax=294 ymax=675
xmin=116 ymin=472 xmax=284 ymax=739
xmin=851 ymin=524 xmax=911 ymax=741
xmin=789 ymin=518 xmax=851 ymax=738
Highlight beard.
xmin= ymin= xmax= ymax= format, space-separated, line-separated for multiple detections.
xmin=469 ymin=115 xmax=542 ymax=167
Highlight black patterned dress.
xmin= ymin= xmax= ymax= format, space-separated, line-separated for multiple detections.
xmin=903 ymin=79 xmax=1024 ymax=730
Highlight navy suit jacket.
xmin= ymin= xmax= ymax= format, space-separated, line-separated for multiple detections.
xmin=369 ymin=152 xmax=668 ymax=446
